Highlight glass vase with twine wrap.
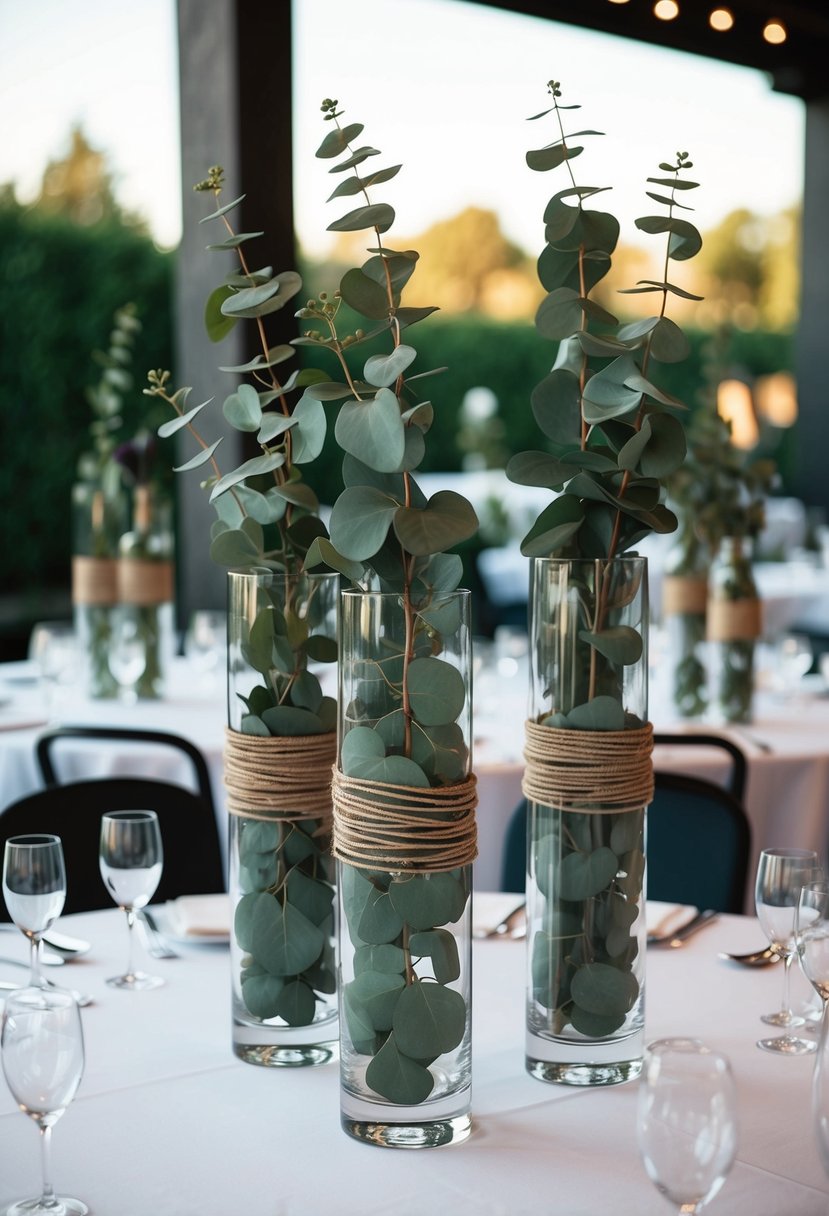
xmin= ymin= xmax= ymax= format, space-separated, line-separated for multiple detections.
xmin=706 ymin=537 xmax=761 ymax=725
xmin=333 ymin=588 xmax=477 ymax=1148
xmin=115 ymin=485 xmax=175 ymax=700
xmin=226 ymin=568 xmax=339 ymax=1067
xmin=71 ymin=476 xmax=128 ymax=699
xmin=524 ymin=557 xmax=652 ymax=1086
xmin=662 ymin=521 xmax=708 ymax=720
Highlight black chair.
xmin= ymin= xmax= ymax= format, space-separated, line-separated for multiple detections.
xmin=501 ymin=771 xmax=751 ymax=914
xmin=652 ymin=733 xmax=747 ymax=803
xmin=0 ymin=727 xmax=224 ymax=917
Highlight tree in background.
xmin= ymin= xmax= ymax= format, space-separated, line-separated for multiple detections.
xmin=35 ymin=124 xmax=134 ymax=229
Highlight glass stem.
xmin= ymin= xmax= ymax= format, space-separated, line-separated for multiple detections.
xmin=29 ymin=934 xmax=44 ymax=988
xmin=38 ymin=1123 xmax=56 ymax=1205
xmin=780 ymin=950 xmax=794 ymax=1019
xmin=125 ymin=907 xmax=136 ymax=978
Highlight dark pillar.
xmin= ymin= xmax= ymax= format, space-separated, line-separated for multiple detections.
xmin=174 ymin=0 xmax=294 ymax=624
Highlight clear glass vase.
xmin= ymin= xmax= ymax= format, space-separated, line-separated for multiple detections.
xmin=116 ymin=486 xmax=175 ymax=700
xmin=337 ymin=588 xmax=474 ymax=1147
xmin=526 ymin=557 xmax=648 ymax=1087
xmin=706 ymin=537 xmax=760 ymax=725
xmin=227 ymin=567 xmax=339 ymax=1067
xmin=662 ymin=529 xmax=708 ymax=720
xmin=71 ymin=477 xmax=128 ymax=699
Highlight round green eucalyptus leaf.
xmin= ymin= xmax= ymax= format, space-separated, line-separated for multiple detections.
xmin=635 ymin=215 xmax=702 ymax=261
xmin=238 ymin=853 xmax=279 ymax=894
xmin=393 ymin=491 xmax=478 ymax=557
xmin=569 ymin=1004 xmax=627 ymax=1037
xmin=275 ymin=979 xmax=317 ymax=1026
xmin=240 ymin=968 xmax=284 ymax=1019
xmin=520 ymin=495 xmax=584 ymax=558
xmin=409 ymin=929 xmax=460 ymax=983
xmin=234 ymin=892 xmax=260 ymax=952
xmin=354 ymin=943 xmax=406 ymax=976
xmin=555 ymin=208 xmax=619 ymax=255
xmin=291 ymin=393 xmax=327 ymax=464
xmin=209 ymin=528 xmax=262 ymax=568
xmin=303 ymin=634 xmax=337 ymax=663
xmin=364 ymin=344 xmax=417 ymax=388
xmin=507 ymin=450 xmax=576 ymax=491
xmin=358 ymin=887 xmax=405 ymax=946
xmin=416 ymin=595 xmax=462 ymax=636
xmin=291 ymin=669 xmax=323 ymax=713
xmin=526 ymin=143 xmax=583 ymax=172
xmin=221 ymin=271 xmax=302 ymax=319
xmin=261 ymin=706 xmax=326 ymax=736
xmin=392 ymin=982 xmax=467 ymax=1058
xmin=173 ymin=437 xmax=223 ymax=473
xmin=558 ymin=847 xmax=619 ymax=900
xmin=581 ymin=355 xmax=643 ymax=423
xmin=342 ymin=984 xmax=376 ymax=1052
xmin=328 ymin=203 xmax=395 ymax=234
xmin=543 ymin=197 xmax=579 ymax=242
xmin=406 ymin=656 xmax=465 ymax=726
xmin=240 ymin=819 xmax=281 ymax=856
xmin=365 ymin=1034 xmax=434 ymax=1104
xmin=208 ymin=452 xmax=285 ymax=503
xmin=578 ymin=626 xmax=643 ymax=666
xmin=205 ymin=284 xmax=237 ymax=342
xmin=619 ymin=412 xmax=686 ymax=478
xmin=339 ymin=267 xmax=389 ymax=319
xmin=388 ymin=872 xmax=468 ymax=930
xmin=397 ymin=424 xmax=426 ymax=473
xmin=349 ymin=970 xmax=405 ymax=1032
xmin=251 ymin=895 xmax=325 ymax=977
xmin=316 ymin=121 xmax=364 ymax=158
xmin=239 ymin=713 xmax=270 ymax=736
xmin=285 ymin=868 xmax=334 ymax=926
xmin=220 ymin=275 xmax=283 ymax=317
xmin=535 ymin=287 xmax=584 ymax=341
xmin=341 ymin=725 xmax=385 ymax=768
xmin=335 ymin=388 xmax=405 ymax=473
xmin=329 ymin=485 xmax=397 ymax=561
xmin=570 ymin=962 xmax=639 ymax=1016
xmin=565 ymin=696 xmax=627 ymax=730
xmin=610 ymin=816 xmax=644 ymax=856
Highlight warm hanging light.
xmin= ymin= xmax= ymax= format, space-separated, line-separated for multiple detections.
xmin=755 ymin=372 xmax=798 ymax=427
xmin=654 ymin=0 xmax=679 ymax=19
xmin=763 ymin=19 xmax=787 ymax=44
xmin=717 ymin=379 xmax=759 ymax=450
xmin=709 ymin=8 xmax=734 ymax=31
xmin=607 ymin=1 xmax=631 ymax=5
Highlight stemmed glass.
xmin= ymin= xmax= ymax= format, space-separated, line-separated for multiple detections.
xmin=107 ymin=611 xmax=146 ymax=704
xmin=27 ymin=623 xmax=79 ymax=719
xmin=99 ymin=810 xmax=164 ymax=990
xmin=797 ymin=881 xmax=829 ymax=1177
xmin=774 ymin=632 xmax=813 ymax=694
xmin=637 ymin=1038 xmax=738 ymax=1213
xmin=755 ymin=847 xmax=821 ymax=1054
xmin=2 ymin=836 xmax=67 ymax=989
xmin=184 ymin=609 xmax=226 ymax=688
xmin=1 ymin=987 xmax=87 ymax=1215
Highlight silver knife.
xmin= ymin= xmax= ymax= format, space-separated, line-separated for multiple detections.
xmin=659 ymin=908 xmax=718 ymax=948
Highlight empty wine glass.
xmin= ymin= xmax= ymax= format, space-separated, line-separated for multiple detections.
xmin=99 ymin=811 xmax=163 ymax=990
xmin=183 ymin=609 xmax=226 ymax=688
xmin=774 ymin=632 xmax=813 ymax=695
xmin=27 ymin=623 xmax=79 ymax=718
xmin=107 ymin=611 xmax=146 ymax=704
xmin=1 ymin=987 xmax=87 ymax=1215
xmin=2 ymin=836 xmax=67 ymax=989
xmin=637 ymin=1038 xmax=738 ymax=1213
xmin=755 ymin=847 xmax=821 ymax=1054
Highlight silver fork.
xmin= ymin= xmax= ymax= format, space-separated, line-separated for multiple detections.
xmin=137 ymin=909 xmax=179 ymax=959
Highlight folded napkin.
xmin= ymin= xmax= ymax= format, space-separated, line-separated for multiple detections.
xmin=166 ymin=894 xmax=230 ymax=939
xmin=645 ymin=901 xmax=697 ymax=936
xmin=472 ymin=891 xmax=526 ymax=938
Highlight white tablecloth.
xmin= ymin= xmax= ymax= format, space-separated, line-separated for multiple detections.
xmin=0 ymin=905 xmax=826 ymax=1214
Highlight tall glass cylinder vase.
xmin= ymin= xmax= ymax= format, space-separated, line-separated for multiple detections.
xmin=706 ymin=537 xmax=761 ymax=725
xmin=71 ymin=477 xmax=127 ymax=698
xmin=226 ymin=568 xmax=339 ymax=1067
xmin=116 ymin=486 xmax=175 ymax=699
xmin=335 ymin=588 xmax=475 ymax=1148
xmin=662 ymin=529 xmax=708 ymax=720
xmin=525 ymin=557 xmax=650 ymax=1087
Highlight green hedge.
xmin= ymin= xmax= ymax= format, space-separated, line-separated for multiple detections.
xmin=0 ymin=202 xmax=173 ymax=602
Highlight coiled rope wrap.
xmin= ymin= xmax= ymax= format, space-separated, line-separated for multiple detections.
xmin=522 ymin=719 xmax=654 ymax=814
xmin=224 ymin=728 xmax=337 ymax=824
xmin=331 ymin=768 xmax=478 ymax=873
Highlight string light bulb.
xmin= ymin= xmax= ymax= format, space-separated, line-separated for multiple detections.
xmin=654 ymin=0 xmax=679 ymax=19
xmin=763 ymin=19 xmax=787 ymax=44
xmin=709 ymin=8 xmax=734 ymax=31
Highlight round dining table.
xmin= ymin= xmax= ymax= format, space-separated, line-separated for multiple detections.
xmin=0 ymin=902 xmax=826 ymax=1214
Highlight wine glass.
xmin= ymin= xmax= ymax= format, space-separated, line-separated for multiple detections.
xmin=755 ymin=847 xmax=821 ymax=1054
xmin=799 ymin=883 xmax=829 ymax=1178
xmin=774 ymin=631 xmax=813 ymax=694
xmin=107 ymin=611 xmax=146 ymax=704
xmin=637 ymin=1037 xmax=738 ymax=1213
xmin=27 ymin=623 xmax=79 ymax=718
xmin=1 ymin=986 xmax=87 ymax=1215
xmin=99 ymin=810 xmax=164 ymax=990
xmin=183 ymin=609 xmax=226 ymax=688
xmin=2 ymin=836 xmax=67 ymax=989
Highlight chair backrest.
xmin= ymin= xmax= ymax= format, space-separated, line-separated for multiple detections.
xmin=0 ymin=726 xmax=225 ymax=918
xmin=652 ymin=733 xmax=747 ymax=803
xmin=501 ymin=772 xmax=751 ymax=914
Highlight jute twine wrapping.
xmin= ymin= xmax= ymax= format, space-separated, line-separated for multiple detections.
xmin=331 ymin=769 xmax=478 ymax=873
xmin=72 ymin=556 xmax=118 ymax=606
xmin=522 ymin=719 xmax=654 ymax=814
xmin=118 ymin=559 xmax=175 ymax=606
xmin=663 ymin=575 xmax=707 ymax=616
xmin=224 ymin=728 xmax=337 ymax=824
xmin=706 ymin=598 xmax=762 ymax=642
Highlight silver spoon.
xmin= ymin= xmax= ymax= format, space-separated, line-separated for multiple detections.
xmin=475 ymin=902 xmax=526 ymax=940
xmin=42 ymin=930 xmax=92 ymax=958
xmin=718 ymin=946 xmax=779 ymax=966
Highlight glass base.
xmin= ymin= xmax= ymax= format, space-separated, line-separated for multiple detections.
xmin=233 ymin=1041 xmax=337 ymax=1068
xmin=761 ymin=1009 xmax=804 ymax=1028
xmin=105 ymin=971 xmax=164 ymax=991
xmin=3 ymin=1196 xmax=88 ymax=1215
xmin=756 ymin=1034 xmax=816 ymax=1055
xmin=527 ymin=1056 xmax=643 ymax=1086
xmin=341 ymin=1112 xmax=472 ymax=1149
